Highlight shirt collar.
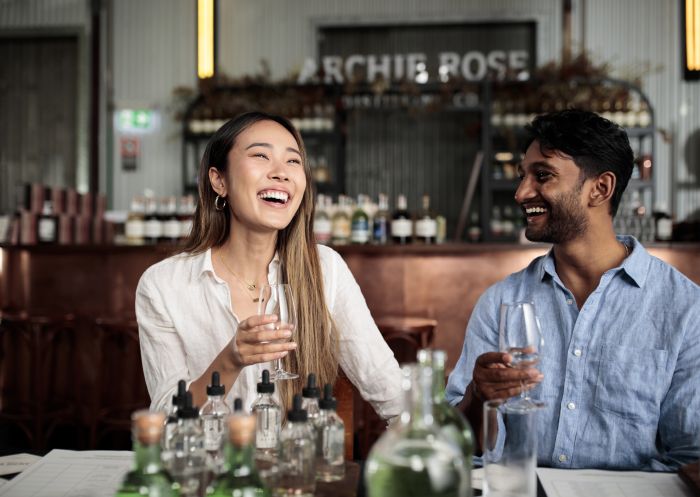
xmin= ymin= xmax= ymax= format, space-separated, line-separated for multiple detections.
xmin=192 ymin=247 xmax=282 ymax=282
xmin=538 ymin=235 xmax=651 ymax=288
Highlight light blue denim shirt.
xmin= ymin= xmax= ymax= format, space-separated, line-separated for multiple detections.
xmin=446 ymin=236 xmax=700 ymax=471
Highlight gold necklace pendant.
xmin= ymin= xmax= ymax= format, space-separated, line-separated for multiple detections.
xmin=247 ymin=283 xmax=256 ymax=291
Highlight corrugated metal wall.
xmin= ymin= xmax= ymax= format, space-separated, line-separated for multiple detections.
xmin=0 ymin=0 xmax=87 ymax=27
xmin=3 ymin=0 xmax=700 ymax=219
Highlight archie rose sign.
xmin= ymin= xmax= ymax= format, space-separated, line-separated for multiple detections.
xmin=297 ymin=50 xmax=530 ymax=85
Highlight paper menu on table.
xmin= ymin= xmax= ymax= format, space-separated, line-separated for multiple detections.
xmin=0 ymin=454 xmax=42 ymax=476
xmin=537 ymin=467 xmax=694 ymax=497
xmin=0 ymin=449 xmax=133 ymax=497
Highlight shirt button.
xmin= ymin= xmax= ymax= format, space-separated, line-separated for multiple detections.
xmin=573 ymin=349 xmax=582 ymax=357
xmin=559 ymin=454 xmax=568 ymax=462
xmin=567 ymin=402 xmax=576 ymax=410
xmin=566 ymin=298 xmax=573 ymax=305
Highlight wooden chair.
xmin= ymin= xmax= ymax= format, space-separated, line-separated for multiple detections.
xmin=354 ymin=316 xmax=438 ymax=458
xmin=0 ymin=312 xmax=82 ymax=451
xmin=88 ymin=317 xmax=150 ymax=449
xmin=333 ymin=372 xmax=354 ymax=460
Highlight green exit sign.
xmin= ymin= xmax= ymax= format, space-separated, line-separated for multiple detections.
xmin=115 ymin=109 xmax=160 ymax=133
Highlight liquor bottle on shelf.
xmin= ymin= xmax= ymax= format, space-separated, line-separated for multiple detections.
xmin=162 ymin=196 xmax=181 ymax=244
xmin=115 ymin=410 xmax=178 ymax=497
xmin=351 ymin=195 xmax=370 ymax=244
xmin=125 ymin=196 xmax=146 ymax=245
xmin=414 ymin=194 xmax=437 ymax=244
xmin=313 ymin=194 xmax=332 ymax=245
xmin=251 ymin=369 xmax=281 ymax=459
xmin=391 ymin=194 xmax=412 ymax=245
xmin=372 ymin=193 xmax=390 ymax=245
xmin=314 ymin=384 xmax=345 ymax=482
xmin=37 ymin=199 xmax=58 ymax=244
xmin=502 ymin=205 xmax=516 ymax=239
xmin=653 ymin=202 xmax=673 ymax=242
xmin=276 ymin=394 xmax=316 ymax=497
xmin=417 ymin=349 xmax=474 ymax=493
xmin=331 ymin=195 xmax=351 ymax=245
xmin=208 ymin=413 xmax=271 ymax=497
xmin=199 ymin=372 xmax=231 ymax=474
xmin=166 ymin=392 xmax=206 ymax=497
xmin=144 ymin=196 xmax=162 ymax=244
xmin=489 ymin=205 xmax=504 ymax=238
xmin=178 ymin=195 xmax=195 ymax=240
xmin=301 ymin=373 xmax=321 ymax=424
xmin=365 ymin=364 xmax=470 ymax=497
xmin=467 ymin=212 xmax=482 ymax=243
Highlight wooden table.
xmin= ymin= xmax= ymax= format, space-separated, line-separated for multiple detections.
xmin=317 ymin=461 xmax=361 ymax=497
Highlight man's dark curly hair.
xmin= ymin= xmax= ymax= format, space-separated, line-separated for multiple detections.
xmin=524 ymin=109 xmax=634 ymax=217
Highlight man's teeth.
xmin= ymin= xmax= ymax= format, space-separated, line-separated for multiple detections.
xmin=525 ymin=207 xmax=547 ymax=215
xmin=258 ymin=191 xmax=289 ymax=203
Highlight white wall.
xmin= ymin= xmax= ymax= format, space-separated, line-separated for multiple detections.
xmin=110 ymin=0 xmax=196 ymax=209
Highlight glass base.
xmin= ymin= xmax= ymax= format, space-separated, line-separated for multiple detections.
xmin=271 ymin=369 xmax=298 ymax=381
xmin=505 ymin=397 xmax=545 ymax=412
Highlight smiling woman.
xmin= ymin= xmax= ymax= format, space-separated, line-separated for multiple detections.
xmin=135 ymin=111 xmax=402 ymax=425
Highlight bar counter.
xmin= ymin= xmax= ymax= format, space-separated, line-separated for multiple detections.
xmin=2 ymin=242 xmax=700 ymax=371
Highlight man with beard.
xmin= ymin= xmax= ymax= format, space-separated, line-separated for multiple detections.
xmin=446 ymin=109 xmax=700 ymax=471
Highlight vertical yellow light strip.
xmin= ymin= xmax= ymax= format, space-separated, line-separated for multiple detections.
xmin=695 ymin=0 xmax=700 ymax=70
xmin=198 ymin=0 xmax=214 ymax=79
xmin=688 ymin=0 xmax=695 ymax=70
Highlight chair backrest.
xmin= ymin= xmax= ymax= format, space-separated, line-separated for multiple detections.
xmin=333 ymin=372 xmax=354 ymax=460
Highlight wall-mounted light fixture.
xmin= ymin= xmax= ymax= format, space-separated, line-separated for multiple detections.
xmin=197 ymin=0 xmax=216 ymax=79
xmin=684 ymin=0 xmax=700 ymax=80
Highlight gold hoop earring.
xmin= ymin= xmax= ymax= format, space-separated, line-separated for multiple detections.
xmin=214 ymin=195 xmax=227 ymax=211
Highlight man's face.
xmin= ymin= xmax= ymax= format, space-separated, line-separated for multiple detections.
xmin=515 ymin=141 xmax=590 ymax=244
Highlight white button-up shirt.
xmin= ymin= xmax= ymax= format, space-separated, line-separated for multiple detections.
xmin=136 ymin=244 xmax=402 ymax=419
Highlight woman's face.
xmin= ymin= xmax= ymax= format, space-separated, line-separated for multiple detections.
xmin=224 ymin=120 xmax=307 ymax=232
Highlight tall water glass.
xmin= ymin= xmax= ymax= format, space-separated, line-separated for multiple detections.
xmin=483 ymin=399 xmax=538 ymax=497
xmin=259 ymin=283 xmax=298 ymax=381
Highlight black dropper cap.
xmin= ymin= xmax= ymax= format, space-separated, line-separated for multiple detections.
xmin=206 ymin=371 xmax=225 ymax=396
xmin=319 ymin=383 xmax=337 ymax=411
xmin=177 ymin=392 xmax=199 ymax=419
xmin=302 ymin=373 xmax=320 ymax=399
xmin=171 ymin=379 xmax=187 ymax=408
xmin=287 ymin=393 xmax=308 ymax=422
xmin=257 ymin=369 xmax=274 ymax=394
xmin=233 ymin=398 xmax=243 ymax=412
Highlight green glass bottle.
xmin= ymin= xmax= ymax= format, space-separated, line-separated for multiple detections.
xmin=115 ymin=410 xmax=180 ymax=497
xmin=365 ymin=364 xmax=469 ymax=497
xmin=208 ymin=413 xmax=271 ymax=497
xmin=418 ymin=349 xmax=474 ymax=497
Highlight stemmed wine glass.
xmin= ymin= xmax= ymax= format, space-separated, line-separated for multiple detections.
xmin=498 ymin=301 xmax=544 ymax=410
xmin=258 ymin=283 xmax=298 ymax=381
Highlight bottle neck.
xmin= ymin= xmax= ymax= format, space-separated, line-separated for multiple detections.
xmin=402 ymin=366 xmax=434 ymax=429
xmin=134 ymin=440 xmax=164 ymax=474
xmin=432 ymin=362 xmax=447 ymax=404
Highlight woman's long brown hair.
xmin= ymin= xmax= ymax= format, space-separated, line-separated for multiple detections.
xmin=181 ymin=111 xmax=338 ymax=413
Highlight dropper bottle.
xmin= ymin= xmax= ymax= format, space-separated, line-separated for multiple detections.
xmin=301 ymin=373 xmax=321 ymax=423
xmin=250 ymin=369 xmax=281 ymax=459
xmin=314 ymin=383 xmax=345 ymax=482
xmin=199 ymin=371 xmax=231 ymax=474
xmin=276 ymin=394 xmax=316 ymax=497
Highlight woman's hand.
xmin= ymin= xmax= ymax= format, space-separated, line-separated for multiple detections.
xmin=231 ymin=314 xmax=297 ymax=369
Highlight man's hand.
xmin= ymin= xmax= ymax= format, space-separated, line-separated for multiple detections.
xmin=230 ymin=314 xmax=297 ymax=368
xmin=471 ymin=351 xmax=543 ymax=401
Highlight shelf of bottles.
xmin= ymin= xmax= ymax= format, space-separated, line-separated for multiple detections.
xmin=480 ymin=77 xmax=658 ymax=243
xmin=313 ymin=192 xmax=448 ymax=247
xmin=181 ymin=84 xmax=345 ymax=197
